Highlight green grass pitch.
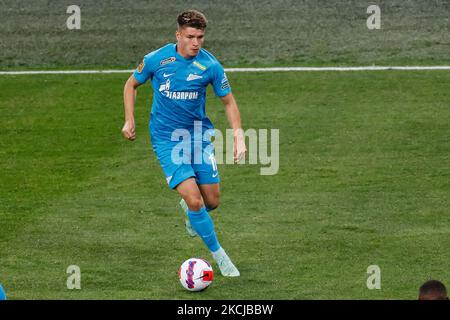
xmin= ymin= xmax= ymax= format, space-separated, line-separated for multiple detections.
xmin=1 ymin=71 xmax=450 ymax=299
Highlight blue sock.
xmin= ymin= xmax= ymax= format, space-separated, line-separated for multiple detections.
xmin=188 ymin=207 xmax=221 ymax=252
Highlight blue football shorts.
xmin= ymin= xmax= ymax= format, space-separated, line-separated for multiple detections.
xmin=152 ymin=138 xmax=220 ymax=189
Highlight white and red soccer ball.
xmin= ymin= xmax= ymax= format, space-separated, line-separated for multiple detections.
xmin=179 ymin=258 xmax=214 ymax=291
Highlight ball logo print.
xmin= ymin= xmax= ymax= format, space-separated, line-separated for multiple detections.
xmin=186 ymin=260 xmax=196 ymax=289
xmin=179 ymin=258 xmax=214 ymax=291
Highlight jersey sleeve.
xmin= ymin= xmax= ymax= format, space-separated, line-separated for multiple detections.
xmin=133 ymin=53 xmax=157 ymax=84
xmin=210 ymin=62 xmax=231 ymax=97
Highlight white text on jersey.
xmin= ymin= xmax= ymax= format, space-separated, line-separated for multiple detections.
xmin=164 ymin=91 xmax=199 ymax=100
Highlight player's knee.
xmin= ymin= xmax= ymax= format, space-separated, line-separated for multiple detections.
xmin=206 ymin=195 xmax=220 ymax=211
xmin=185 ymin=196 xmax=204 ymax=212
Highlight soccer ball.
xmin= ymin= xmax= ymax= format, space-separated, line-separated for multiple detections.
xmin=178 ymin=258 xmax=214 ymax=291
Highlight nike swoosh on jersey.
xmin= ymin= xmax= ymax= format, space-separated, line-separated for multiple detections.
xmin=163 ymin=73 xmax=175 ymax=78
xmin=212 ymin=172 xmax=218 ymax=178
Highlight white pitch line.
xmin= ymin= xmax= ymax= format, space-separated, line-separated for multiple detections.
xmin=0 ymin=70 xmax=134 ymax=75
xmin=1 ymin=66 xmax=450 ymax=75
xmin=225 ymin=66 xmax=450 ymax=72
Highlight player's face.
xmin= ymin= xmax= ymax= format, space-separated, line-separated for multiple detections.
xmin=176 ymin=27 xmax=205 ymax=58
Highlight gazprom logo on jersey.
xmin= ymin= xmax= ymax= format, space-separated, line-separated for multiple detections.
xmin=159 ymin=78 xmax=199 ymax=100
xmin=171 ymin=121 xmax=280 ymax=175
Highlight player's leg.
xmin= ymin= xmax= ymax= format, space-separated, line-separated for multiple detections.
xmin=191 ymin=143 xmax=221 ymax=210
xmin=191 ymin=145 xmax=239 ymax=276
xmin=198 ymin=183 xmax=220 ymax=212
xmin=197 ymin=183 xmax=239 ymax=277
xmin=179 ymin=144 xmax=220 ymax=234
xmin=179 ymin=183 xmax=220 ymax=236
xmin=179 ymin=198 xmax=198 ymax=237
xmin=176 ymin=177 xmax=221 ymax=253
xmin=153 ymin=142 xmax=199 ymax=237
xmin=177 ymin=178 xmax=239 ymax=277
xmin=176 ymin=177 xmax=204 ymax=211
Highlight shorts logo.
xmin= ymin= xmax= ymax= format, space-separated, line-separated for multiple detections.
xmin=137 ymin=60 xmax=145 ymax=73
xmin=160 ymin=57 xmax=176 ymax=66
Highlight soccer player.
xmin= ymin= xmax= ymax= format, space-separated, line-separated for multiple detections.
xmin=418 ymin=280 xmax=449 ymax=300
xmin=121 ymin=10 xmax=246 ymax=277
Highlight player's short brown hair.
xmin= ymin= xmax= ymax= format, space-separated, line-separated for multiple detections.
xmin=177 ymin=10 xmax=208 ymax=30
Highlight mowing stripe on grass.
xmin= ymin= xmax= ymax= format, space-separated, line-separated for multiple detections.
xmin=1 ymin=66 xmax=450 ymax=75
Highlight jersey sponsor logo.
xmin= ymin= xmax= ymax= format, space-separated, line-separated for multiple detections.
xmin=159 ymin=79 xmax=199 ymax=100
xmin=160 ymin=57 xmax=176 ymax=66
xmin=137 ymin=60 xmax=145 ymax=73
xmin=163 ymin=72 xmax=175 ymax=78
xmin=159 ymin=79 xmax=171 ymax=92
xmin=186 ymin=73 xmax=203 ymax=81
xmin=193 ymin=61 xmax=207 ymax=71
xmin=165 ymin=91 xmax=199 ymax=100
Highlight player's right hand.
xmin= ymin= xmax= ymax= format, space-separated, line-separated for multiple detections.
xmin=121 ymin=120 xmax=136 ymax=141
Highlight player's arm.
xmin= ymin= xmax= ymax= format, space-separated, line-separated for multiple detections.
xmin=122 ymin=75 xmax=142 ymax=141
xmin=221 ymin=93 xmax=247 ymax=163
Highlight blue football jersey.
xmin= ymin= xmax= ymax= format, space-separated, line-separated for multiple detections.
xmin=133 ymin=43 xmax=231 ymax=141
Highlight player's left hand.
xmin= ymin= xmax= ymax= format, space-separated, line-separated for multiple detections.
xmin=234 ymin=130 xmax=246 ymax=163
xmin=121 ymin=120 xmax=136 ymax=141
